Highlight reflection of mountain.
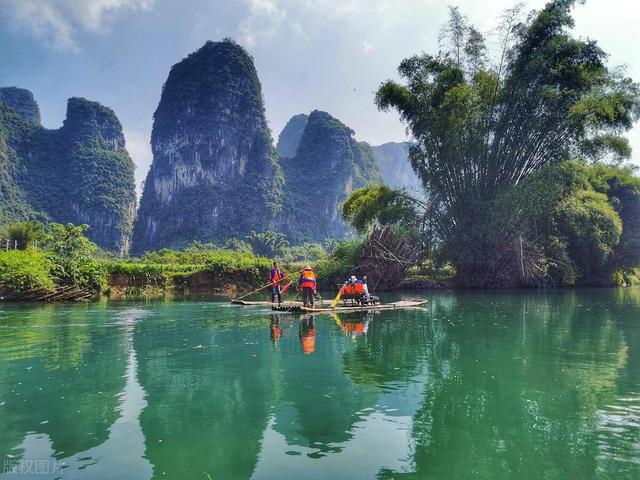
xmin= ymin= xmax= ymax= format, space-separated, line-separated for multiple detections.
xmin=134 ymin=317 xmax=280 ymax=479
xmin=253 ymin=377 xmax=425 ymax=479
xmin=383 ymin=290 xmax=639 ymax=479
xmin=0 ymin=306 xmax=128 ymax=461
xmin=0 ymin=309 xmax=152 ymax=478
xmin=341 ymin=310 xmax=432 ymax=387
xmin=270 ymin=317 xmax=379 ymax=451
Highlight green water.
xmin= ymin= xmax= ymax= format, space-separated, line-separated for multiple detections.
xmin=0 ymin=289 xmax=639 ymax=479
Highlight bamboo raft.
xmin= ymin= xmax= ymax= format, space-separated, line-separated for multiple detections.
xmin=231 ymin=299 xmax=332 ymax=307
xmin=271 ymin=299 xmax=428 ymax=313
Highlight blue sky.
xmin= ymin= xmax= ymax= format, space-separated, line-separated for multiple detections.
xmin=1 ymin=0 xmax=638 ymax=192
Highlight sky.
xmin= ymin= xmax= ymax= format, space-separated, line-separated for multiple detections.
xmin=1 ymin=0 xmax=639 ymax=192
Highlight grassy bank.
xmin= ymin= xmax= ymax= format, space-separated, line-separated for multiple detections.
xmin=0 ymin=223 xmax=288 ymax=300
xmin=102 ymin=249 xmax=281 ymax=297
xmin=0 ymin=244 xmax=301 ymax=301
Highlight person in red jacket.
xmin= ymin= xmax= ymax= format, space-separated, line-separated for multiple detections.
xmin=299 ymin=266 xmax=317 ymax=307
xmin=270 ymin=261 xmax=284 ymax=305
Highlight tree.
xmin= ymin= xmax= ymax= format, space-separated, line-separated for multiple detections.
xmin=245 ymin=231 xmax=289 ymax=258
xmin=45 ymin=223 xmax=105 ymax=291
xmin=1 ymin=221 xmax=45 ymax=250
xmin=342 ymin=185 xmax=423 ymax=236
xmin=586 ymin=164 xmax=640 ymax=271
xmin=376 ymin=0 xmax=640 ymax=286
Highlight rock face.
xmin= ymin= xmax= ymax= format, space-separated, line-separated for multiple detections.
xmin=371 ymin=142 xmax=422 ymax=194
xmin=0 ymin=87 xmax=40 ymax=124
xmin=276 ymin=113 xmax=308 ymax=158
xmin=0 ymin=90 xmax=136 ymax=254
xmin=132 ymin=40 xmax=282 ymax=253
xmin=277 ymin=110 xmax=382 ymax=243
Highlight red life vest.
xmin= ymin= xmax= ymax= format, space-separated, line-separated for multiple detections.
xmin=270 ymin=268 xmax=283 ymax=283
xmin=300 ymin=269 xmax=317 ymax=291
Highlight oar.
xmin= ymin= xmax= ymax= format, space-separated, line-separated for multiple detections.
xmin=280 ymin=281 xmax=293 ymax=296
xmin=232 ymin=275 xmax=290 ymax=302
xmin=331 ymin=285 xmax=344 ymax=308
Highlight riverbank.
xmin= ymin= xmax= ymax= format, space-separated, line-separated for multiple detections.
xmin=2 ymin=245 xmax=638 ymax=303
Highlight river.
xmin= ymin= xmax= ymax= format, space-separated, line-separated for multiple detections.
xmin=0 ymin=289 xmax=639 ymax=479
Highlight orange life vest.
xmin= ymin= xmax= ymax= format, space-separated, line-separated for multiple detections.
xmin=300 ymin=269 xmax=317 ymax=291
xmin=342 ymin=280 xmax=365 ymax=296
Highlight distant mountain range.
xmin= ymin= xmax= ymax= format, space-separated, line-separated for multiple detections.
xmin=0 ymin=40 xmax=420 ymax=254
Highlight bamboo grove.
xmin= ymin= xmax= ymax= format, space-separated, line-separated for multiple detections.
xmin=358 ymin=0 xmax=640 ymax=287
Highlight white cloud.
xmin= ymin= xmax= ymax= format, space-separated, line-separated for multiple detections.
xmin=3 ymin=0 xmax=155 ymax=51
xmin=238 ymin=0 xmax=286 ymax=48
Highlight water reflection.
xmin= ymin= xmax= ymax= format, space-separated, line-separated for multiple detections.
xmin=0 ymin=307 xmax=150 ymax=479
xmin=299 ymin=315 xmax=317 ymax=355
xmin=0 ymin=289 xmax=638 ymax=479
xmin=331 ymin=312 xmax=372 ymax=339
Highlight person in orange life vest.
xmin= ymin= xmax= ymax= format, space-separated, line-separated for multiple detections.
xmin=299 ymin=266 xmax=317 ymax=307
xmin=299 ymin=316 xmax=316 ymax=355
xmin=342 ymin=275 xmax=369 ymax=297
xmin=270 ymin=261 xmax=284 ymax=305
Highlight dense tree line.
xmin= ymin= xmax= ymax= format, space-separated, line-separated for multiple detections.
xmin=345 ymin=0 xmax=640 ymax=287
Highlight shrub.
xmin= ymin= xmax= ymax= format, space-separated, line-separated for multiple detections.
xmin=0 ymin=249 xmax=54 ymax=293
xmin=45 ymin=223 xmax=106 ymax=292
xmin=315 ymin=240 xmax=363 ymax=289
xmin=203 ymin=250 xmax=271 ymax=285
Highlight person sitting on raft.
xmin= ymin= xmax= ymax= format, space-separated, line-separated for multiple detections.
xmin=299 ymin=266 xmax=317 ymax=307
xmin=270 ymin=261 xmax=284 ymax=305
xmin=341 ymin=275 xmax=373 ymax=304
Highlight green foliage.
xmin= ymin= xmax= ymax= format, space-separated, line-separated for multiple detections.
xmin=222 ymin=238 xmax=253 ymax=253
xmin=556 ymin=190 xmax=622 ymax=280
xmin=133 ymin=40 xmax=283 ymax=253
xmin=203 ymin=250 xmax=271 ymax=285
xmin=315 ymin=240 xmax=363 ymax=289
xmin=342 ymin=184 xmax=422 ymax=236
xmin=0 ymin=93 xmax=136 ymax=253
xmin=279 ymin=243 xmax=326 ymax=263
xmin=0 ymin=249 xmax=53 ymax=293
xmin=107 ymin=246 xmax=272 ymax=289
xmin=45 ymin=223 xmax=106 ymax=291
xmin=278 ymin=110 xmax=382 ymax=243
xmin=376 ymin=1 xmax=640 ymax=287
xmin=245 ymin=230 xmax=289 ymax=258
xmin=1 ymin=221 xmax=45 ymax=250
xmin=586 ymin=164 xmax=640 ymax=270
xmin=502 ymin=160 xmax=638 ymax=285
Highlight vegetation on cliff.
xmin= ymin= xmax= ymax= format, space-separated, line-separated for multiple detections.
xmin=371 ymin=1 xmax=640 ymax=287
xmin=133 ymin=40 xmax=283 ymax=253
xmin=0 ymin=89 xmax=136 ymax=254
xmin=277 ymin=110 xmax=382 ymax=244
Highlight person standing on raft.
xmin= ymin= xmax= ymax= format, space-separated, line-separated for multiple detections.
xmin=299 ymin=266 xmax=317 ymax=307
xmin=270 ymin=261 xmax=284 ymax=305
